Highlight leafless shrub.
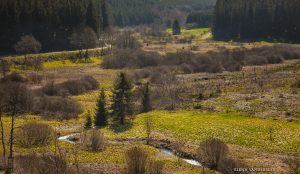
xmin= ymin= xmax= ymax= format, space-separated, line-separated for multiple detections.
xmin=144 ymin=115 xmax=154 ymax=145
xmin=15 ymin=153 xmax=67 ymax=174
xmin=176 ymin=37 xmax=193 ymax=44
xmin=60 ymin=75 xmax=99 ymax=95
xmin=42 ymin=80 xmax=61 ymax=96
xmin=103 ymin=49 xmax=161 ymax=69
xmin=33 ymin=96 xmax=83 ymax=120
xmin=197 ymin=138 xmax=248 ymax=173
xmin=197 ymin=138 xmax=229 ymax=169
xmin=115 ymin=30 xmax=141 ymax=49
xmin=0 ymin=155 xmax=6 ymax=171
xmin=218 ymin=157 xmax=248 ymax=174
xmin=42 ymin=75 xmax=98 ymax=96
xmin=0 ymin=59 xmax=10 ymax=78
xmin=1 ymin=72 xmax=27 ymax=83
xmin=146 ymin=160 xmax=164 ymax=174
xmin=284 ymin=156 xmax=300 ymax=174
xmin=15 ymin=122 xmax=54 ymax=147
xmin=103 ymin=45 xmax=299 ymax=75
xmin=125 ymin=146 xmax=148 ymax=174
xmin=151 ymin=73 xmax=186 ymax=110
xmin=80 ymin=129 xmax=105 ymax=152
xmin=28 ymin=72 xmax=43 ymax=84
xmin=245 ymin=55 xmax=268 ymax=65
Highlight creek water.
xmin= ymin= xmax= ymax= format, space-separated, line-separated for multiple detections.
xmin=158 ymin=148 xmax=202 ymax=166
xmin=58 ymin=134 xmax=202 ymax=166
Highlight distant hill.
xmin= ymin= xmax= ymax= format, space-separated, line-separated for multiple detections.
xmin=108 ymin=0 xmax=216 ymax=26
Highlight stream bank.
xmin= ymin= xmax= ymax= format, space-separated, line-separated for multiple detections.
xmin=58 ymin=134 xmax=202 ymax=167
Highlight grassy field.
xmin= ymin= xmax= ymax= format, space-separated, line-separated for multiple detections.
xmin=99 ymin=111 xmax=300 ymax=153
xmin=43 ymin=57 xmax=103 ymax=69
xmin=166 ymin=28 xmax=210 ymax=38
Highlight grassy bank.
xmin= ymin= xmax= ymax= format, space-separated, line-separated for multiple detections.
xmin=101 ymin=110 xmax=300 ymax=153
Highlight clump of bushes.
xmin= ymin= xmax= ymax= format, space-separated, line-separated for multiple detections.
xmin=61 ymin=75 xmax=98 ymax=95
xmin=15 ymin=153 xmax=67 ymax=174
xmin=292 ymin=79 xmax=300 ymax=88
xmin=102 ymin=49 xmax=161 ymax=69
xmin=197 ymin=138 xmax=248 ymax=174
xmin=103 ymin=45 xmax=300 ymax=75
xmin=27 ymin=72 xmax=43 ymax=84
xmin=1 ymin=72 xmax=27 ymax=83
xmin=80 ymin=129 xmax=105 ymax=151
xmin=33 ymin=96 xmax=83 ymax=120
xmin=125 ymin=146 xmax=164 ymax=174
xmin=15 ymin=122 xmax=54 ymax=147
xmin=42 ymin=75 xmax=99 ymax=96
xmin=147 ymin=160 xmax=164 ymax=174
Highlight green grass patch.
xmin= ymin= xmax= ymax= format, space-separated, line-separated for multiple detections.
xmin=101 ymin=110 xmax=300 ymax=153
xmin=166 ymin=28 xmax=210 ymax=38
xmin=43 ymin=57 xmax=102 ymax=69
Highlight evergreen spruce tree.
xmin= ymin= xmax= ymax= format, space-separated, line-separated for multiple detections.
xmin=94 ymin=89 xmax=107 ymax=127
xmin=101 ymin=0 xmax=110 ymax=32
xmin=111 ymin=72 xmax=133 ymax=125
xmin=141 ymin=82 xmax=151 ymax=113
xmin=85 ymin=111 xmax=92 ymax=129
xmin=86 ymin=0 xmax=99 ymax=34
xmin=172 ymin=20 xmax=181 ymax=35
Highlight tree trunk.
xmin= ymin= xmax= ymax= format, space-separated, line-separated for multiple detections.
xmin=120 ymin=114 xmax=125 ymax=125
xmin=85 ymin=49 xmax=89 ymax=62
xmin=0 ymin=111 xmax=6 ymax=166
xmin=24 ymin=55 xmax=27 ymax=65
xmin=7 ymin=110 xmax=15 ymax=173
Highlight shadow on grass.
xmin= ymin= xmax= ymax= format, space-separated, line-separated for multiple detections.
xmin=109 ymin=121 xmax=133 ymax=133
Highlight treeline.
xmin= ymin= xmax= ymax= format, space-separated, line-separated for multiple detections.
xmin=213 ymin=0 xmax=300 ymax=42
xmin=109 ymin=0 xmax=216 ymax=26
xmin=186 ymin=12 xmax=213 ymax=28
xmin=108 ymin=0 xmax=158 ymax=27
xmin=0 ymin=0 xmax=108 ymax=52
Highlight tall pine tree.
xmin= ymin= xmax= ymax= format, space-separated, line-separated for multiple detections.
xmin=94 ymin=89 xmax=107 ymax=127
xmin=172 ymin=20 xmax=181 ymax=35
xmin=86 ymin=0 xmax=99 ymax=34
xmin=141 ymin=82 xmax=151 ymax=113
xmin=101 ymin=0 xmax=110 ymax=32
xmin=85 ymin=111 xmax=92 ymax=129
xmin=111 ymin=72 xmax=133 ymax=125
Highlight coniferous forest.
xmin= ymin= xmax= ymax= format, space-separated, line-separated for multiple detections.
xmin=0 ymin=0 xmax=106 ymax=52
xmin=213 ymin=0 xmax=300 ymax=42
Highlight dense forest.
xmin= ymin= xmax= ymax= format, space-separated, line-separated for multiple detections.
xmin=213 ymin=0 xmax=300 ymax=42
xmin=0 ymin=0 xmax=108 ymax=52
xmin=186 ymin=12 xmax=213 ymax=28
xmin=109 ymin=0 xmax=216 ymax=26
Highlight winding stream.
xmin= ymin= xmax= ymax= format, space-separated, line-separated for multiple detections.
xmin=58 ymin=134 xmax=202 ymax=166
xmin=158 ymin=148 xmax=202 ymax=166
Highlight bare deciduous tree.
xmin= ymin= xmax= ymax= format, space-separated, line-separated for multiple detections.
xmin=0 ymin=59 xmax=10 ymax=78
xmin=0 ymin=85 xmax=7 ymax=169
xmin=80 ymin=129 xmax=105 ymax=152
xmin=115 ymin=30 xmax=141 ymax=49
xmin=1 ymin=82 xmax=33 ymax=173
xmin=70 ymin=27 xmax=98 ymax=62
xmin=125 ymin=146 xmax=148 ymax=174
xmin=14 ymin=35 xmax=42 ymax=64
xmin=160 ymin=73 xmax=185 ymax=110
xmin=197 ymin=138 xmax=229 ymax=170
xmin=144 ymin=115 xmax=154 ymax=145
